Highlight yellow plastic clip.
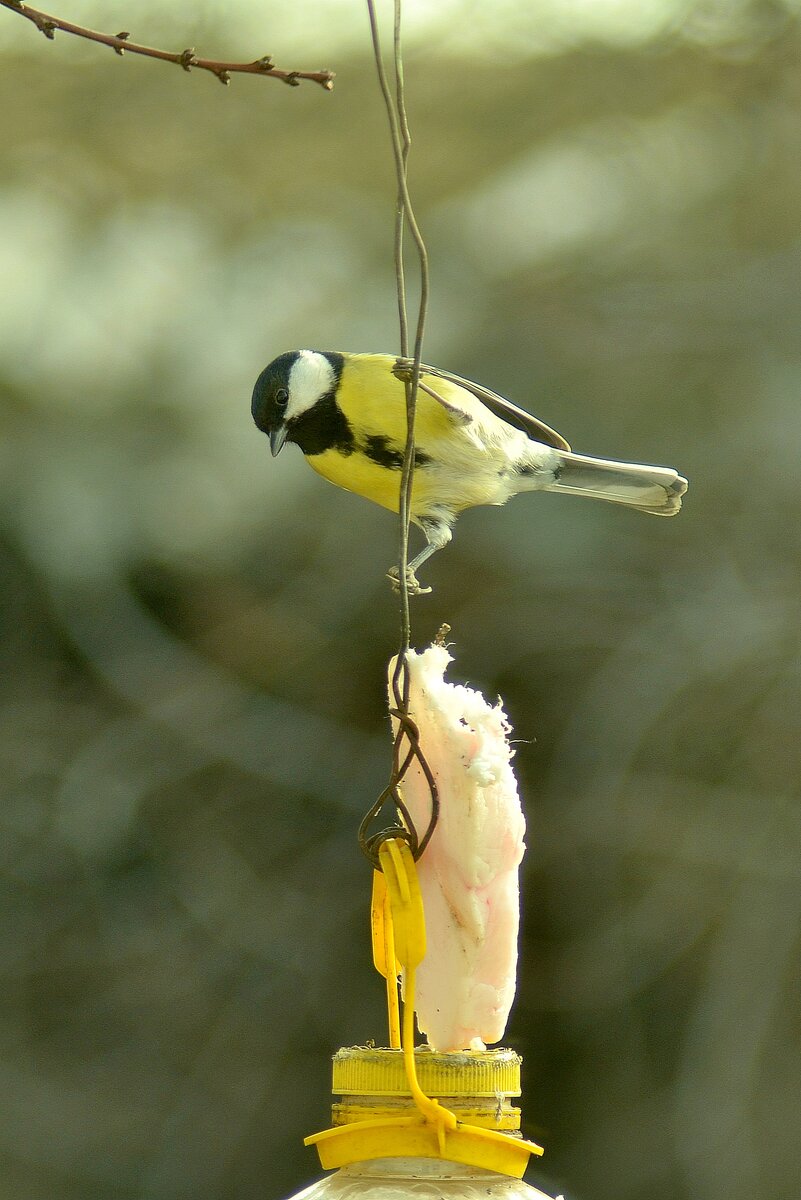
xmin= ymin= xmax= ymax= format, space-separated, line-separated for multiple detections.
xmin=370 ymin=869 xmax=401 ymax=1048
xmin=377 ymin=838 xmax=457 ymax=1151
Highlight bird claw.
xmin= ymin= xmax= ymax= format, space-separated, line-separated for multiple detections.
xmin=386 ymin=564 xmax=432 ymax=596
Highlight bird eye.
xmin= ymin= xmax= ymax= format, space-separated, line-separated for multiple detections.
xmin=275 ymin=387 xmax=289 ymax=409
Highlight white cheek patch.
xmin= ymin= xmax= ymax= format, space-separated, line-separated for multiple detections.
xmin=287 ymin=350 xmax=336 ymax=421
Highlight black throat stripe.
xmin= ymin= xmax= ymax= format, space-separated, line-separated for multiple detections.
xmin=289 ymin=392 xmax=355 ymax=457
xmin=364 ymin=434 xmax=431 ymax=470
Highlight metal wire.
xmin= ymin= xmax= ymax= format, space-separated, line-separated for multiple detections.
xmin=359 ymin=0 xmax=439 ymax=869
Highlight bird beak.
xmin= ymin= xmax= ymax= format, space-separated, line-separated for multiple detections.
xmin=270 ymin=425 xmax=288 ymax=457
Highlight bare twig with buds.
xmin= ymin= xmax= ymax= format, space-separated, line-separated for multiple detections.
xmin=0 ymin=0 xmax=335 ymax=89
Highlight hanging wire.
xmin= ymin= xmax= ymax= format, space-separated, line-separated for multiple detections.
xmin=358 ymin=0 xmax=439 ymax=868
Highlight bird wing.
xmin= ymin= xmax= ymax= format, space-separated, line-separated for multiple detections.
xmin=394 ymin=358 xmax=571 ymax=452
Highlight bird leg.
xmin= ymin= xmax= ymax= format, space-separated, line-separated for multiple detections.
xmin=386 ymin=517 xmax=452 ymax=596
xmin=386 ymin=564 xmax=431 ymax=596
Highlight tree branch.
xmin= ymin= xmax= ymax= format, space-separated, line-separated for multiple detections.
xmin=0 ymin=0 xmax=335 ymax=89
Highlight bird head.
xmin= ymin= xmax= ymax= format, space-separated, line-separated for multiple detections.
xmin=251 ymin=350 xmax=344 ymax=457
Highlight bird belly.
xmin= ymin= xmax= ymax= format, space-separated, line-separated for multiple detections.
xmin=305 ymin=444 xmax=518 ymax=519
xmin=306 ymin=448 xmax=407 ymax=514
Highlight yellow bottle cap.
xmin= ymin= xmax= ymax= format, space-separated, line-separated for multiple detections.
xmin=330 ymin=1045 xmax=525 ymax=1133
xmin=307 ymin=1042 xmax=543 ymax=1173
xmin=306 ymin=1044 xmax=542 ymax=1178
xmin=333 ymin=1044 xmax=522 ymax=1101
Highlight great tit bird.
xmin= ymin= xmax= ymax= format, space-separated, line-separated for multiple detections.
xmin=251 ymin=350 xmax=687 ymax=591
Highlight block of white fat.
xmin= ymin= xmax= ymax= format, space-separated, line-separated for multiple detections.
xmin=388 ymin=644 xmax=526 ymax=1052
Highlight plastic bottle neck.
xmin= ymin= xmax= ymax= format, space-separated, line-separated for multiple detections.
xmin=338 ymin=1157 xmax=520 ymax=1180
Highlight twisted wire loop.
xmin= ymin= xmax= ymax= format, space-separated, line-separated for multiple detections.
xmin=359 ymin=0 xmax=439 ymax=871
xmin=357 ymin=667 xmax=440 ymax=867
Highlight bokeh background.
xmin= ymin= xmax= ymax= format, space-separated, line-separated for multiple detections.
xmin=2 ymin=1 xmax=801 ymax=1198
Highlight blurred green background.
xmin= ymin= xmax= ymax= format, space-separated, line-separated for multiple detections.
xmin=2 ymin=2 xmax=800 ymax=1198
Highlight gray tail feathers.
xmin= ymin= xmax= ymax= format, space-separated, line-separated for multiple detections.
xmin=550 ymin=450 xmax=688 ymax=516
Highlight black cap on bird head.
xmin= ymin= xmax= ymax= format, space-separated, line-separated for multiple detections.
xmin=251 ymin=350 xmax=299 ymax=457
xmin=251 ymin=349 xmax=346 ymax=458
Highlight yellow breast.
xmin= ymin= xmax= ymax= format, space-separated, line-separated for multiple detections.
xmin=307 ymin=447 xmax=406 ymax=513
xmin=337 ymin=354 xmax=457 ymax=441
xmin=304 ymin=354 xmax=470 ymax=516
